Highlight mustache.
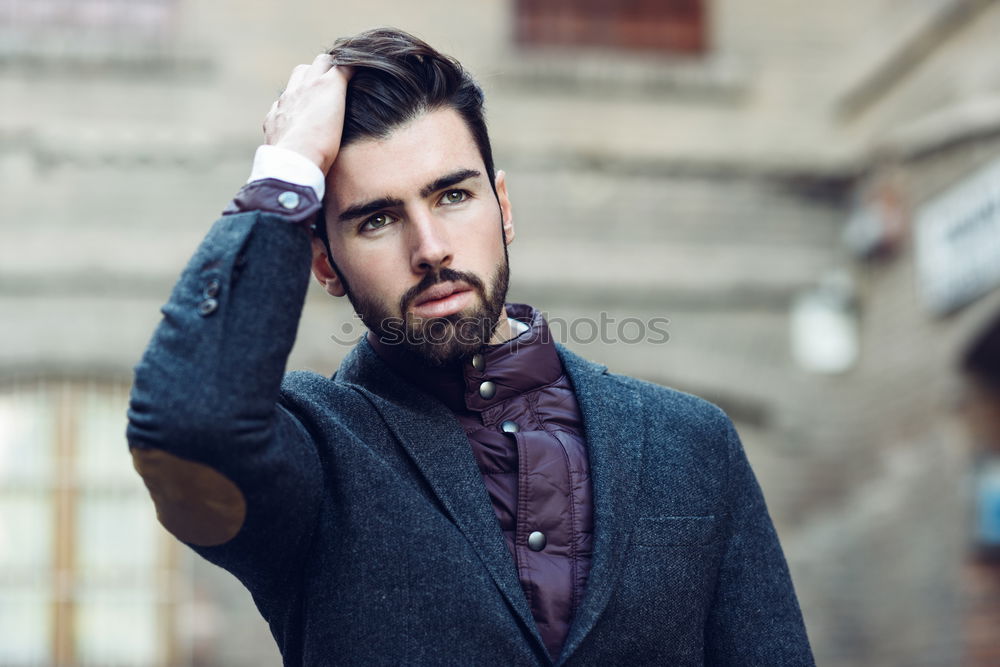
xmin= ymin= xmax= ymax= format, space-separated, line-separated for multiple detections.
xmin=399 ymin=268 xmax=487 ymax=316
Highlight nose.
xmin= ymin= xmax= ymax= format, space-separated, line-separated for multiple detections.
xmin=408 ymin=210 xmax=453 ymax=274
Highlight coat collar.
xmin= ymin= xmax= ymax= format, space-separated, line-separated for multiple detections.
xmin=334 ymin=337 xmax=645 ymax=666
xmin=553 ymin=344 xmax=644 ymax=665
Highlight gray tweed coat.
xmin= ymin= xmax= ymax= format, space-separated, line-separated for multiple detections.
xmin=127 ymin=210 xmax=815 ymax=666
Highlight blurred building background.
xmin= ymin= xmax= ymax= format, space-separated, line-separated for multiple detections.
xmin=2 ymin=0 xmax=1000 ymax=664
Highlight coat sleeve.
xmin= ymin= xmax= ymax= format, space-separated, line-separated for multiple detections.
xmin=703 ymin=418 xmax=815 ymax=666
xmin=126 ymin=207 xmax=324 ymax=593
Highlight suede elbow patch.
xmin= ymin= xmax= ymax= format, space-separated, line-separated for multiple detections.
xmin=131 ymin=448 xmax=247 ymax=547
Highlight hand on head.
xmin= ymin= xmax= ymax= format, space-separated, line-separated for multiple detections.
xmin=264 ymin=54 xmax=354 ymax=176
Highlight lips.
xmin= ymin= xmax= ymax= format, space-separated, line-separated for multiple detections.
xmin=412 ymin=282 xmax=471 ymax=307
xmin=409 ymin=281 xmax=475 ymax=319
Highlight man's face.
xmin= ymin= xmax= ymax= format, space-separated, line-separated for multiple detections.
xmin=312 ymin=106 xmax=515 ymax=365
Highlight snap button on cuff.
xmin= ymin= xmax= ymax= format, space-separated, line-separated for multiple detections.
xmin=501 ymin=420 xmax=519 ymax=433
xmin=277 ymin=191 xmax=301 ymax=210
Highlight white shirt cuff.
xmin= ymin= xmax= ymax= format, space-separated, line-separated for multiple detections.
xmin=247 ymin=145 xmax=326 ymax=200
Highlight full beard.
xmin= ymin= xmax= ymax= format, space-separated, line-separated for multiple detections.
xmin=339 ymin=256 xmax=510 ymax=367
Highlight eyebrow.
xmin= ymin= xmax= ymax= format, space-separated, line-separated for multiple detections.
xmin=337 ymin=168 xmax=483 ymax=224
xmin=337 ymin=196 xmax=403 ymax=224
xmin=419 ymin=168 xmax=481 ymax=198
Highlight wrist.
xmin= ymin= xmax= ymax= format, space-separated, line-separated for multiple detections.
xmin=249 ymin=145 xmax=326 ymax=200
xmin=270 ymin=140 xmax=328 ymax=173
xmin=222 ymin=179 xmax=322 ymax=224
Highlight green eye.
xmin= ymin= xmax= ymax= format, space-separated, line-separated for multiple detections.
xmin=442 ymin=190 xmax=467 ymax=204
xmin=363 ymin=213 xmax=392 ymax=231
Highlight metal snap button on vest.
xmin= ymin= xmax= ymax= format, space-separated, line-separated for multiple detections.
xmin=478 ymin=381 xmax=496 ymax=400
xmin=500 ymin=420 xmax=519 ymax=433
xmin=527 ymin=531 xmax=546 ymax=552
xmin=471 ymin=353 xmax=485 ymax=371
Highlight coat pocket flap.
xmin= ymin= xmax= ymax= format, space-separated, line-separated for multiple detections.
xmin=634 ymin=515 xmax=718 ymax=546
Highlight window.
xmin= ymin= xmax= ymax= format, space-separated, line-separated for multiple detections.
xmin=0 ymin=379 xmax=185 ymax=666
xmin=514 ymin=0 xmax=708 ymax=55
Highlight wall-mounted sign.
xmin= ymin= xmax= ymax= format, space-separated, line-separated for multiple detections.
xmin=915 ymin=157 xmax=1000 ymax=315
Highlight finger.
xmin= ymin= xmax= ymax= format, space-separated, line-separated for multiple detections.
xmin=266 ymin=97 xmax=279 ymax=120
xmin=302 ymin=53 xmax=335 ymax=83
xmin=284 ymin=63 xmax=310 ymax=92
xmin=320 ymin=63 xmax=355 ymax=84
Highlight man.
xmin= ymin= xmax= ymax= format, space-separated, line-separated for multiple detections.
xmin=127 ymin=27 xmax=814 ymax=666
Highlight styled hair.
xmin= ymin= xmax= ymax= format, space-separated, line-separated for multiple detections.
xmin=326 ymin=27 xmax=496 ymax=187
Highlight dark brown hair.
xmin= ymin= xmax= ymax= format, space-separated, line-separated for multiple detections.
xmin=327 ymin=27 xmax=495 ymax=187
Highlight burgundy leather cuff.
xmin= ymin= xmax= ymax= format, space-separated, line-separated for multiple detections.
xmin=222 ymin=178 xmax=321 ymax=224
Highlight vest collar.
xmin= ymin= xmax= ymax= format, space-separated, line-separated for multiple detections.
xmin=366 ymin=303 xmax=563 ymax=413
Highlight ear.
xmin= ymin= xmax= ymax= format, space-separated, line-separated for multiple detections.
xmin=310 ymin=236 xmax=347 ymax=297
xmin=495 ymin=169 xmax=514 ymax=246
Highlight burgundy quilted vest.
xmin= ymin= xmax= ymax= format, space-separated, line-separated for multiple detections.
xmin=369 ymin=303 xmax=593 ymax=659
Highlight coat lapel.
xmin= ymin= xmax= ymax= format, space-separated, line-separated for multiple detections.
xmin=555 ymin=345 xmax=645 ymax=665
xmin=335 ymin=341 xmax=548 ymax=656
